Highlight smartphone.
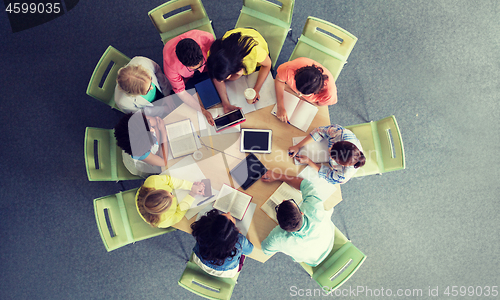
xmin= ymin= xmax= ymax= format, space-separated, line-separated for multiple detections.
xmin=214 ymin=109 xmax=246 ymax=132
xmin=201 ymin=179 xmax=212 ymax=197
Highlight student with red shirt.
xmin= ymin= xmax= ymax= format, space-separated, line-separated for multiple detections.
xmin=163 ymin=30 xmax=215 ymax=125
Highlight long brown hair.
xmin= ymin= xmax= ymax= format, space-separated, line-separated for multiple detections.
xmin=137 ymin=187 xmax=173 ymax=227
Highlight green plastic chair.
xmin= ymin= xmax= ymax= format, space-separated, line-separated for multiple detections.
xmin=345 ymin=115 xmax=406 ymax=178
xmin=235 ymin=0 xmax=294 ymax=67
xmin=148 ymin=0 xmax=216 ymax=45
xmin=84 ymin=127 xmax=142 ymax=181
xmin=178 ymin=254 xmax=240 ymax=300
xmin=86 ymin=46 xmax=130 ymax=111
xmin=94 ymin=188 xmax=176 ymax=252
xmin=289 ymin=16 xmax=357 ymax=81
xmin=299 ymin=227 xmax=366 ymax=294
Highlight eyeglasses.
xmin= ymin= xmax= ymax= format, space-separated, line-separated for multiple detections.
xmin=186 ymin=59 xmax=206 ymax=72
xmin=275 ymin=199 xmax=301 ymax=214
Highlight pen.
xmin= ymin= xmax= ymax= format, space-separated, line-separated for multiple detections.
xmin=197 ymin=195 xmax=214 ymax=206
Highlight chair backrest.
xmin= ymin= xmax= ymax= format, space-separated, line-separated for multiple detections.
xmin=374 ymin=116 xmax=405 ymax=173
xmin=312 ymin=241 xmax=366 ymax=294
xmin=242 ymin=0 xmax=294 ymax=25
xmin=235 ymin=0 xmax=294 ymax=67
xmin=346 ymin=115 xmax=405 ymax=176
xmin=84 ymin=127 xmax=142 ymax=181
xmin=178 ymin=260 xmax=238 ymax=300
xmin=289 ymin=17 xmax=357 ymax=81
xmin=86 ymin=46 xmax=130 ymax=110
xmin=94 ymin=188 xmax=175 ymax=252
xmin=148 ymin=0 xmax=215 ymax=44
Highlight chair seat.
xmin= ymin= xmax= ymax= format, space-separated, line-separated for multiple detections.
xmin=346 ymin=123 xmax=382 ymax=177
xmin=178 ymin=254 xmax=239 ymax=300
xmin=121 ymin=188 xmax=176 ymax=242
xmin=159 ymin=17 xmax=214 ymax=44
xmin=291 ymin=42 xmax=346 ymax=82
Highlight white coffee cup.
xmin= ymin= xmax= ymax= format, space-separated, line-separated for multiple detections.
xmin=244 ymin=88 xmax=256 ymax=104
xmin=193 ymin=150 xmax=203 ymax=160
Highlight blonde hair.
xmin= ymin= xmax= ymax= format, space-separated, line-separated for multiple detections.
xmin=137 ymin=187 xmax=173 ymax=227
xmin=116 ymin=65 xmax=151 ymax=95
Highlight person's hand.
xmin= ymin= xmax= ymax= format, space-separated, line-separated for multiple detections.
xmin=261 ymin=170 xmax=282 ymax=183
xmin=295 ymin=155 xmax=311 ymax=165
xmin=202 ymin=109 xmax=215 ymax=126
xmin=276 ymin=105 xmax=289 ymax=122
xmin=222 ymin=103 xmax=240 ymax=114
xmin=189 ymin=181 xmax=205 ymax=196
xmin=288 ymin=145 xmax=300 ymax=157
xmin=249 ymin=90 xmax=260 ymax=104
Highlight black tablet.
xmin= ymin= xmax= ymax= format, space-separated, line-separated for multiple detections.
xmin=229 ymin=153 xmax=267 ymax=190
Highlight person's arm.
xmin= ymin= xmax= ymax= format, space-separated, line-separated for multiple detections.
xmin=239 ymin=234 xmax=254 ymax=255
xmin=274 ymin=77 xmax=288 ymax=122
xmin=177 ymin=90 xmax=215 ymax=125
xmin=295 ymin=155 xmax=321 ymax=172
xmin=142 ymin=117 xmax=169 ymax=167
xmin=261 ymin=170 xmax=303 ymax=190
xmin=250 ymin=55 xmax=272 ymax=103
xmin=212 ymin=79 xmax=239 ymax=114
xmin=288 ymin=134 xmax=315 ymax=157
xmin=260 ymin=227 xmax=282 ymax=256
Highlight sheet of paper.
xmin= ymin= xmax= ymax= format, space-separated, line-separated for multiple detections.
xmin=183 ymin=188 xmax=219 ymax=220
xmin=293 ymin=136 xmax=330 ymax=165
xmin=196 ymin=202 xmax=256 ymax=237
xmin=226 ymin=72 xmax=277 ymax=115
xmin=254 ymin=72 xmax=277 ymax=110
xmin=298 ymin=166 xmax=337 ymax=200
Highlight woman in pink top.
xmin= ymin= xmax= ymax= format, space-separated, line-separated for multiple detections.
xmin=275 ymin=57 xmax=338 ymax=122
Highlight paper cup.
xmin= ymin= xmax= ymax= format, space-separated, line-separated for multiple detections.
xmin=193 ymin=150 xmax=203 ymax=160
xmin=244 ymin=88 xmax=256 ymax=104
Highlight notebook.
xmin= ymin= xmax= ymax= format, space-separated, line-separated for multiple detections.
xmin=195 ymin=78 xmax=221 ymax=109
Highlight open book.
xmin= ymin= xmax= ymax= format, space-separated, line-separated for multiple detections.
xmin=226 ymin=72 xmax=277 ymax=114
xmin=165 ymin=119 xmax=198 ymax=158
xmin=212 ymin=184 xmax=253 ymax=220
xmin=271 ymin=91 xmax=318 ymax=132
xmin=261 ymin=182 xmax=303 ymax=223
xmin=292 ymin=136 xmax=330 ymax=165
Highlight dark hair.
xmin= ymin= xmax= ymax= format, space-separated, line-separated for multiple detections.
xmin=207 ymin=32 xmax=257 ymax=81
xmin=294 ymin=64 xmax=328 ymax=95
xmin=276 ymin=200 xmax=303 ymax=232
xmin=330 ymin=141 xmax=366 ymax=168
xmin=175 ymin=38 xmax=204 ymax=67
xmin=114 ymin=112 xmax=153 ymax=156
xmin=191 ymin=209 xmax=240 ymax=266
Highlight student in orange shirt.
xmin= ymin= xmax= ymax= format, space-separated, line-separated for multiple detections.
xmin=274 ymin=57 xmax=338 ymax=122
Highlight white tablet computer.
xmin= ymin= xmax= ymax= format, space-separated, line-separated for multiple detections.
xmin=240 ymin=129 xmax=272 ymax=153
